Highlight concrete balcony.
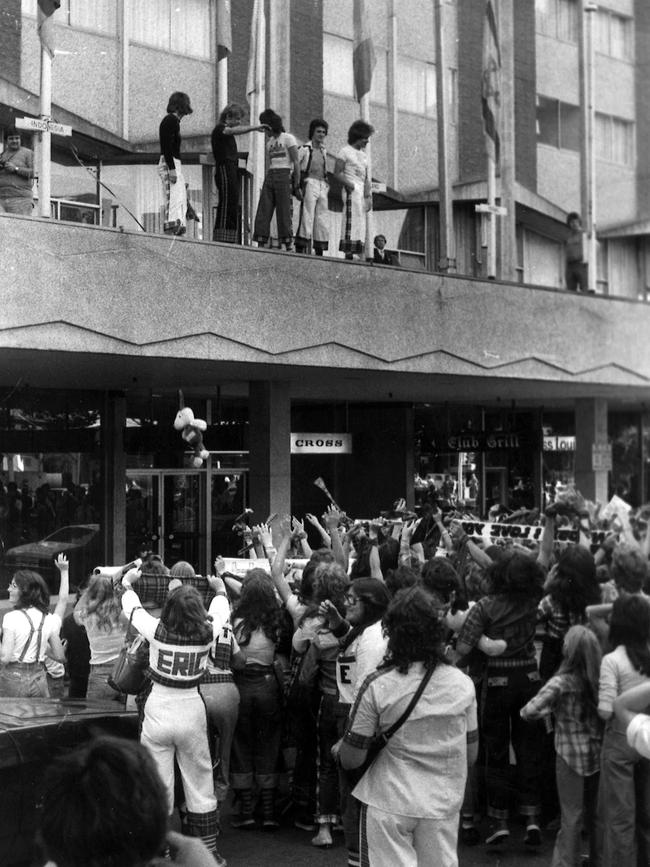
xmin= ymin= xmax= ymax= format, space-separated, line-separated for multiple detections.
xmin=1 ymin=213 xmax=648 ymax=407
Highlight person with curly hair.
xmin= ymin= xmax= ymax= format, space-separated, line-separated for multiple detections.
xmin=229 ymin=569 xmax=284 ymax=830
xmin=121 ymin=568 xmax=229 ymax=865
xmin=0 ymin=555 xmax=69 ymax=697
xmin=597 ymin=593 xmax=650 ymax=866
xmin=73 ymin=572 xmax=127 ymax=701
xmin=334 ymin=120 xmax=374 ymax=259
xmin=538 ymin=546 xmax=601 ymax=682
xmin=339 ymin=585 xmax=477 ymax=867
xmin=455 ymin=552 xmax=545 ymax=847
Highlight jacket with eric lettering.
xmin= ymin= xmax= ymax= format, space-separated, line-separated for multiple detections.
xmin=122 ymin=587 xmax=229 ymax=688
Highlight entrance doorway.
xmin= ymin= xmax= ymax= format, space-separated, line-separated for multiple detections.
xmin=125 ymin=467 xmax=248 ymax=574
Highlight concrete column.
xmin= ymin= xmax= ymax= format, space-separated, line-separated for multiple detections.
xmin=103 ymin=391 xmax=126 ymax=566
xmin=574 ymin=398 xmax=609 ymax=503
xmin=248 ymin=381 xmax=291 ymax=528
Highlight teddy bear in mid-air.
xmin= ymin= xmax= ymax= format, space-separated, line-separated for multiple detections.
xmin=173 ymin=407 xmax=210 ymax=467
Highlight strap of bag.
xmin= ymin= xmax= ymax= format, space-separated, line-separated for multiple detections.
xmin=17 ymin=609 xmax=36 ymax=662
xmin=125 ymin=606 xmax=143 ymax=642
xmin=379 ymin=664 xmax=436 ymax=745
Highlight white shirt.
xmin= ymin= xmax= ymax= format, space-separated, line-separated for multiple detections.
xmin=1 ymin=608 xmax=62 ymax=663
xmin=345 ymin=661 xmax=477 ymax=818
xmin=267 ymin=132 xmax=297 ymax=170
xmin=336 ymin=620 xmax=387 ymax=706
xmin=627 ymin=713 xmax=650 ymax=759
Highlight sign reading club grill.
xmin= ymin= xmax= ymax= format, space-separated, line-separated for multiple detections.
xmin=290 ymin=433 xmax=353 ymax=454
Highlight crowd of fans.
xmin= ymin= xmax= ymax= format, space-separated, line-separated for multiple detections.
xmin=2 ymin=487 xmax=650 ymax=866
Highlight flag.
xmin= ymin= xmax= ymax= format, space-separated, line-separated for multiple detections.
xmin=216 ymin=0 xmax=232 ymax=61
xmin=482 ymin=0 xmax=501 ymax=165
xmin=246 ymin=0 xmax=265 ymax=101
xmin=353 ymin=0 xmax=376 ymax=102
xmin=37 ymin=0 xmax=60 ymax=59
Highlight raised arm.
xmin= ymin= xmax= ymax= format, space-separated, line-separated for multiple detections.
xmin=53 ymin=554 xmax=70 ymax=622
xmin=368 ymin=522 xmax=384 ymax=581
xmin=324 ymin=507 xmax=347 ymax=570
xmin=270 ymin=518 xmax=294 ymax=606
xmin=305 ymin=512 xmax=331 ymax=549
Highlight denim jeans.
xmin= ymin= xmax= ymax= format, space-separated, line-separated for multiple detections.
xmin=200 ymin=679 xmax=240 ymax=802
xmin=316 ymin=692 xmax=341 ymax=822
xmin=598 ymin=724 xmax=650 ymax=867
xmin=0 ymin=662 xmax=48 ymax=697
xmin=552 ymin=756 xmax=599 ymax=867
xmin=481 ymin=661 xmax=541 ymax=819
xmin=231 ymin=666 xmax=282 ymax=790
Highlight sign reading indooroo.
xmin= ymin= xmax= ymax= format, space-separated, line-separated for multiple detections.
xmin=290 ymin=433 xmax=353 ymax=454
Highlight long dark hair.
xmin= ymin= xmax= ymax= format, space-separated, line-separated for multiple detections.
xmin=12 ymin=570 xmax=50 ymax=613
xmin=558 ymin=625 xmax=602 ymax=723
xmin=340 ymin=577 xmax=391 ymax=651
xmin=233 ymin=570 xmax=281 ymax=646
xmin=485 ymin=552 xmax=544 ymax=602
xmin=160 ymin=585 xmax=212 ymax=643
xmin=608 ymin=594 xmax=650 ymax=675
xmin=547 ymin=546 xmax=600 ymax=619
xmin=259 ymin=108 xmax=284 ymax=134
xmin=382 ymin=585 xmax=448 ymax=674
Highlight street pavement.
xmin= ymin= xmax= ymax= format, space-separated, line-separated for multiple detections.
xmin=214 ymin=806 xmax=555 ymax=866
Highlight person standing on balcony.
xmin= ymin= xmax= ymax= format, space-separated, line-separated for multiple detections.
xmin=334 ymin=120 xmax=374 ymax=260
xmin=253 ymin=109 xmax=302 ymax=251
xmin=211 ymin=103 xmax=269 ymax=244
xmin=159 ymin=92 xmax=193 ymax=236
xmin=372 ymin=234 xmax=394 ymax=265
xmin=0 ymin=128 xmax=34 ymax=216
xmin=565 ymin=211 xmax=589 ymax=293
xmin=295 ymin=119 xmax=330 ymax=256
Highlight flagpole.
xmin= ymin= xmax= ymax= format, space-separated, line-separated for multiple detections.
xmin=486 ymin=153 xmax=496 ymax=278
xmin=434 ymin=0 xmax=455 ymax=273
xmin=585 ymin=1 xmax=598 ymax=292
xmin=361 ymin=92 xmax=374 ymax=261
xmin=247 ymin=0 xmax=266 ymax=235
xmin=39 ymin=43 xmax=52 ymax=218
xmin=386 ymin=0 xmax=398 ymax=189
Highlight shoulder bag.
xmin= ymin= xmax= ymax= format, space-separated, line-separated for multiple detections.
xmin=108 ymin=607 xmax=150 ymax=695
xmin=342 ymin=663 xmax=436 ymax=787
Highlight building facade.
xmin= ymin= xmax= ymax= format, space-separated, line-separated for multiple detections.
xmin=1 ymin=0 xmax=649 ymax=585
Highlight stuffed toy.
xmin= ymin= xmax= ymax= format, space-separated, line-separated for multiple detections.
xmin=173 ymin=407 xmax=210 ymax=467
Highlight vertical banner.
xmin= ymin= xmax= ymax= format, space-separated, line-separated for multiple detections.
xmin=353 ymin=0 xmax=376 ymax=102
xmin=481 ymin=0 xmax=501 ymax=166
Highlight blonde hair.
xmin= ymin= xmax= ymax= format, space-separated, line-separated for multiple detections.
xmin=78 ymin=574 xmax=122 ymax=632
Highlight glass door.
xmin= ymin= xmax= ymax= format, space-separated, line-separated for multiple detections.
xmin=163 ymin=472 xmax=204 ymax=571
xmin=125 ymin=471 xmax=205 ymax=571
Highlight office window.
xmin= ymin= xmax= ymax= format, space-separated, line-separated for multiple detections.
xmin=536 ymin=0 xmax=579 ymax=43
xmin=131 ymin=0 xmax=211 ymax=59
xmin=596 ymin=8 xmax=633 ymax=61
xmin=22 ymin=0 xmax=115 ymax=34
xmin=596 ymin=113 xmax=634 ymax=165
xmin=397 ymin=57 xmax=436 ymax=117
xmin=324 ymin=34 xmax=387 ymax=106
xmin=536 ymin=97 xmax=580 ymax=152
xmin=323 ymin=34 xmax=354 ymax=97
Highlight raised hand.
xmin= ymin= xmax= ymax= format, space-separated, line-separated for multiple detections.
xmin=214 ymin=556 xmax=226 ymax=576
xmin=55 ymin=553 xmax=69 ymax=571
